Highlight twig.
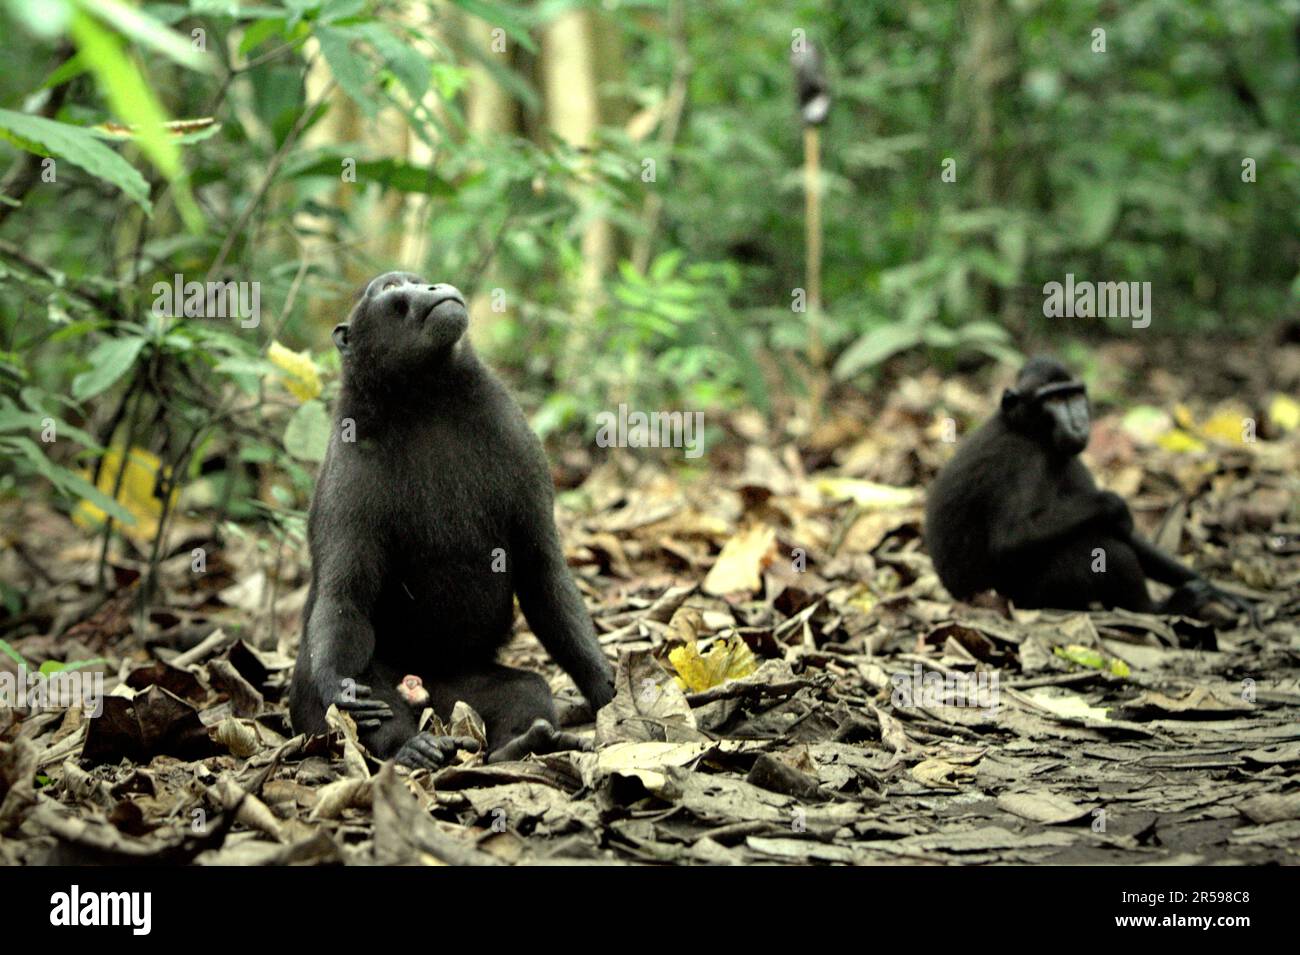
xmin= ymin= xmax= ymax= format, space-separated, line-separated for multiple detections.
xmin=170 ymin=627 xmax=233 ymax=668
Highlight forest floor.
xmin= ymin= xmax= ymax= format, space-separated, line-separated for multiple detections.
xmin=1 ymin=339 xmax=1298 ymax=865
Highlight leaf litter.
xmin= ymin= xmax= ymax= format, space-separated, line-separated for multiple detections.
xmin=1 ymin=342 xmax=1298 ymax=865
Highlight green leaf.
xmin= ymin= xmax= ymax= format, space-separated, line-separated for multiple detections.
xmin=448 ymin=0 xmax=537 ymax=53
xmin=0 ymin=108 xmax=151 ymax=211
xmin=43 ymin=52 xmax=88 ymax=88
xmin=69 ymin=10 xmax=203 ymax=230
xmin=833 ymin=323 xmax=923 ymax=380
xmin=954 ymin=321 xmax=1012 ymax=344
xmin=456 ymin=31 xmax=539 ymax=113
xmin=0 ymin=639 xmax=27 ymax=669
xmin=79 ymin=0 xmax=215 ymax=73
xmin=72 ymin=335 xmax=147 ymax=401
xmin=238 ymin=17 xmax=286 ymax=55
xmin=284 ymin=399 xmax=330 ymax=462
xmin=3 ymin=437 xmax=137 ymax=525
xmin=921 ymin=324 xmax=958 ymax=348
xmin=316 ymin=25 xmax=378 ymax=117
xmin=1072 ymin=181 xmax=1120 ymax=248
xmin=531 ymin=392 xmax=579 ymax=440
xmin=39 ymin=657 xmax=109 ymax=675
xmin=283 ymin=154 xmax=453 ymax=195
xmin=91 ymin=121 xmax=222 ymax=146
xmin=356 ymin=24 xmax=429 ymax=102
xmin=317 ymin=0 xmax=368 ymax=24
xmin=0 ymin=396 xmax=100 ymax=448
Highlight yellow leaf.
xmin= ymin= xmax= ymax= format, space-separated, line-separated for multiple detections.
xmin=267 ymin=341 xmax=322 ymax=402
xmin=1199 ymin=403 xmax=1253 ymax=445
xmin=1119 ymin=405 xmax=1173 ymax=444
xmin=71 ymin=446 xmax=178 ymax=543
xmin=1156 ymin=429 xmax=1205 ymax=453
xmin=702 ymin=524 xmax=776 ymax=595
xmin=668 ymin=637 xmax=758 ymax=693
xmin=814 ymin=477 xmax=921 ymax=510
xmin=1269 ymin=394 xmax=1300 ymax=432
xmin=845 ymin=583 xmax=877 ymax=614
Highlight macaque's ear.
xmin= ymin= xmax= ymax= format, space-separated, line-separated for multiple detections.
xmin=1000 ymin=388 xmax=1020 ymax=413
xmin=332 ymin=323 xmax=350 ymax=354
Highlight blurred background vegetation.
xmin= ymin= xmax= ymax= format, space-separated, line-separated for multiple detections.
xmin=0 ymin=0 xmax=1296 ymax=597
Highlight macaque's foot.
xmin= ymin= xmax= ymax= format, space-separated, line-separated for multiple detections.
xmin=1167 ymin=579 xmax=1257 ymax=628
xmin=394 ymin=732 xmax=480 ymax=770
xmin=488 ymin=718 xmax=593 ymax=764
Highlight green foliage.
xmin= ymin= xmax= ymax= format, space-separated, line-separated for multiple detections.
xmin=0 ymin=107 xmax=151 ymax=210
xmin=0 ymin=0 xmax=1295 ymax=549
xmin=0 ymin=636 xmax=106 ymax=673
xmin=283 ymin=399 xmax=330 ymax=463
xmin=664 ymin=0 xmax=1297 ymax=372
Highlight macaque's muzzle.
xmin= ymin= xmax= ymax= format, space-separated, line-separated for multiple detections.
xmin=1041 ymin=385 xmax=1090 ymax=453
xmin=413 ymin=284 xmax=466 ymax=323
xmin=368 ymin=277 xmax=466 ymax=324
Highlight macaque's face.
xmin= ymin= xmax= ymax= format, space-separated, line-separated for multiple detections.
xmin=1003 ymin=358 xmax=1091 ymax=456
xmin=397 ymin=674 xmax=430 ymax=707
xmin=333 ymin=272 xmax=469 ymax=373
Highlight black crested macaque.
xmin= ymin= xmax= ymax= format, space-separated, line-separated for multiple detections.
xmin=289 ymin=272 xmax=615 ymax=769
xmin=924 ymin=356 xmax=1252 ymax=622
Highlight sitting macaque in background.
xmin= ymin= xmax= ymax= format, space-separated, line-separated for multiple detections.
xmin=924 ymin=356 xmax=1254 ymax=622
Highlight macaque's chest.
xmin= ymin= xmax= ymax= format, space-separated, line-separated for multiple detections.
xmin=369 ymin=421 xmax=521 ymax=625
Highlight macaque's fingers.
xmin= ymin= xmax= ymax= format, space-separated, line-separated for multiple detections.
xmin=338 ymin=698 xmax=394 ymax=720
xmin=1213 ymin=588 xmax=1260 ymax=629
xmin=548 ymin=730 xmax=592 ymax=753
xmin=1174 ymin=579 xmax=1258 ymax=629
xmin=488 ymin=719 xmax=587 ymax=764
xmin=395 ymin=735 xmax=448 ymax=770
xmin=394 ymin=732 xmax=476 ymax=770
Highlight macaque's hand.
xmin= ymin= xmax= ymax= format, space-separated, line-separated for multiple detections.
xmin=327 ymin=681 xmax=393 ymax=729
xmin=1098 ymin=491 xmax=1134 ymax=535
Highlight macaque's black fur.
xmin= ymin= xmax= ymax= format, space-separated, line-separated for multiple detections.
xmin=924 ymin=356 xmax=1243 ymax=619
xmin=289 ymin=272 xmax=614 ymax=766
